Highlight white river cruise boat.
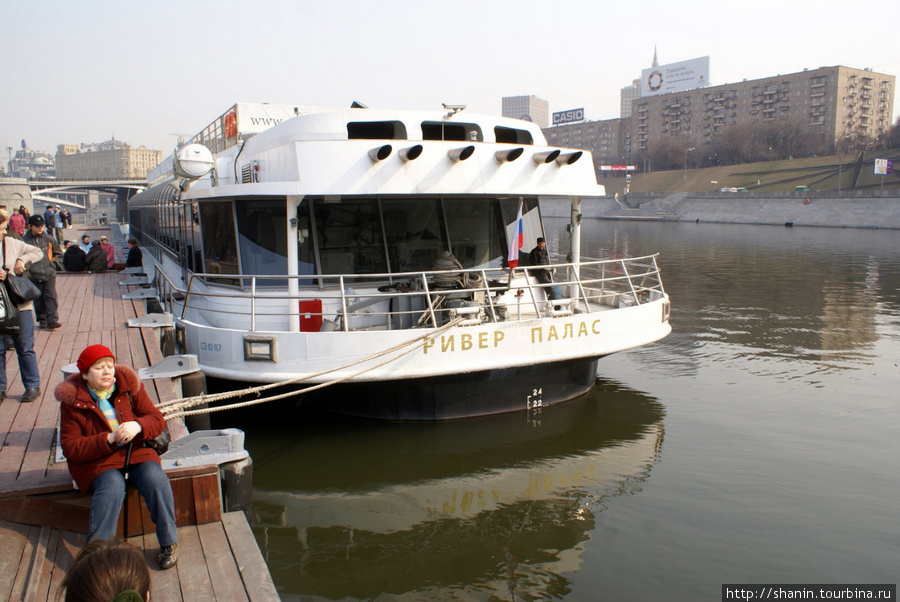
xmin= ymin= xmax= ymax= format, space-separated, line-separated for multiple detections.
xmin=128 ymin=102 xmax=671 ymax=420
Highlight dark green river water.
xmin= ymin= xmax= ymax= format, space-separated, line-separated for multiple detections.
xmin=214 ymin=219 xmax=900 ymax=600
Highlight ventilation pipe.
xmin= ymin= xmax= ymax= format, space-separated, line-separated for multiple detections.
xmin=448 ymin=145 xmax=475 ymax=162
xmin=532 ymin=150 xmax=561 ymax=165
xmin=399 ymin=145 xmax=423 ymax=162
xmin=368 ymin=145 xmax=392 ymax=162
xmin=556 ymin=151 xmax=583 ymax=166
xmin=495 ymin=147 xmax=524 ymax=164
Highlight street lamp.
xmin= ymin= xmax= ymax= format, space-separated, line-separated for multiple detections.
xmin=683 ymin=147 xmax=695 ymax=191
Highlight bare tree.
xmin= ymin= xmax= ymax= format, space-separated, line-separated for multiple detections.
xmin=648 ymin=139 xmax=684 ymax=171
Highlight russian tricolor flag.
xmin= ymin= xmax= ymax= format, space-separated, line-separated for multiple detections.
xmin=507 ymin=199 xmax=524 ymax=269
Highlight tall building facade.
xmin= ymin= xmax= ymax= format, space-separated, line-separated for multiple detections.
xmin=629 ymin=65 xmax=894 ymax=158
xmin=55 ymin=139 xmax=162 ymax=180
xmin=620 ymin=79 xmax=641 ymax=119
xmin=502 ymin=95 xmax=550 ymax=128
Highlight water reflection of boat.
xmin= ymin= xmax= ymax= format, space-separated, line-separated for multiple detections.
xmin=244 ymin=380 xmax=665 ymax=599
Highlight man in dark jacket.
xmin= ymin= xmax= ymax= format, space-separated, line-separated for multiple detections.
xmin=125 ymin=238 xmax=143 ymax=270
xmin=62 ymin=240 xmax=87 ymax=272
xmin=23 ymin=214 xmax=62 ymax=329
xmin=528 ymin=237 xmax=558 ymax=302
xmin=85 ymin=240 xmax=107 ymax=273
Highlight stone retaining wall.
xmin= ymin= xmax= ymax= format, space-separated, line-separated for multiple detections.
xmin=540 ymin=193 xmax=900 ymax=229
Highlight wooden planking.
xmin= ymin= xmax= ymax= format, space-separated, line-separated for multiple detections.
xmin=191 ymin=472 xmax=222 ymax=525
xmin=22 ymin=526 xmax=55 ymax=602
xmin=197 ymin=521 xmax=249 ymax=602
xmin=0 ymin=230 xmax=280 ymax=600
xmin=45 ymin=530 xmax=84 ymax=601
xmin=222 ymin=512 xmax=282 ymax=602
xmin=0 ymin=495 xmax=89 ymax=534
xmin=169 ymin=525 xmax=216 ymax=602
xmin=0 ymin=520 xmax=31 ymax=601
xmin=135 ymin=530 xmax=184 ymax=602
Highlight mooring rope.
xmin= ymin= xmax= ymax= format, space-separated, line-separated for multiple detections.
xmin=159 ymin=316 xmax=465 ymax=420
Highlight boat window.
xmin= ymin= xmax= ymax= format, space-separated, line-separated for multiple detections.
xmin=382 ymin=198 xmax=446 ymax=273
xmin=312 ymin=198 xmax=387 ymax=280
xmin=494 ymin=126 xmax=534 ymax=145
xmin=347 ymin=121 xmax=407 ymax=140
xmin=442 ymin=199 xmax=504 ymax=269
xmin=235 ymin=199 xmax=287 ymax=285
xmin=199 ymin=201 xmax=239 ymax=284
xmin=420 ymin=122 xmax=482 ymax=142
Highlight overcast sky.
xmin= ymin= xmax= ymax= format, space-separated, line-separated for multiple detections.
xmin=3 ymin=0 xmax=900 ymax=160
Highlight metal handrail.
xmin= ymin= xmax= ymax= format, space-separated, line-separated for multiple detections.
xmin=152 ymin=254 xmax=665 ymax=332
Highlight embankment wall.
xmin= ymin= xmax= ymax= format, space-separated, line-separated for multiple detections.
xmin=540 ymin=192 xmax=900 ymax=229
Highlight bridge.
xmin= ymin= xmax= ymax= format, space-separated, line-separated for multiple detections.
xmin=27 ymin=179 xmax=147 ymax=222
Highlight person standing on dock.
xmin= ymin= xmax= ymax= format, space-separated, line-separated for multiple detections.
xmin=57 ymin=344 xmax=179 ymax=570
xmin=125 ymin=238 xmax=142 ymax=270
xmin=8 ymin=208 xmax=26 ymax=237
xmin=0 ymin=209 xmax=44 ymax=403
xmin=23 ymin=214 xmax=62 ymax=329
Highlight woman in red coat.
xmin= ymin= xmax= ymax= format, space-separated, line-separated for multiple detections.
xmin=57 ymin=344 xmax=179 ymax=570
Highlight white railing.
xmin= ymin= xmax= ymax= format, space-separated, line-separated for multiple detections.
xmin=152 ymin=255 xmax=666 ymax=333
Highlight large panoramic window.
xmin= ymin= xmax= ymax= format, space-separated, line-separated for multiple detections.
xmin=199 ymin=201 xmax=238 ymax=281
xmin=443 ymin=198 xmax=504 ymax=269
xmin=382 ymin=198 xmax=446 ymax=273
xmin=312 ymin=198 xmax=387 ymax=279
xmin=236 ymin=198 xmax=287 ymax=283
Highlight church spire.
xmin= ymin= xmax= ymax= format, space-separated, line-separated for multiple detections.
xmin=652 ymin=45 xmax=659 ymax=68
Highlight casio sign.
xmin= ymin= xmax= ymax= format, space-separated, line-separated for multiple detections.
xmin=553 ymin=108 xmax=585 ymax=125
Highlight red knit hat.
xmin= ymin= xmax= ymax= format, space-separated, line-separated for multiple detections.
xmin=76 ymin=344 xmax=116 ymax=373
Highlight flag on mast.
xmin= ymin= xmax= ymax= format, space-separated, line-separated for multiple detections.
xmin=507 ymin=198 xmax=524 ymax=268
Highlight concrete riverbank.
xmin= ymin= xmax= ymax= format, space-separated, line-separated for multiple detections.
xmin=541 ymin=191 xmax=900 ymax=229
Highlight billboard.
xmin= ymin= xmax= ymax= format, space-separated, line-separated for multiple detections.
xmin=641 ymin=56 xmax=710 ymax=97
xmin=874 ymin=158 xmax=894 ymax=175
xmin=553 ymin=108 xmax=585 ymax=125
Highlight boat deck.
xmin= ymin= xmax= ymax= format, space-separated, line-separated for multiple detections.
xmin=0 ymin=225 xmax=278 ymax=601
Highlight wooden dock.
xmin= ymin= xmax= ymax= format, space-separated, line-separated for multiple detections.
xmin=0 ymin=226 xmax=278 ymax=601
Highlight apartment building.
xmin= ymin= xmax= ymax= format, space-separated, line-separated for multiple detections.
xmin=630 ymin=65 xmax=894 ymax=157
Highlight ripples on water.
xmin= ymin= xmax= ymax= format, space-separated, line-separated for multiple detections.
xmin=220 ymin=220 xmax=900 ymax=600
xmin=572 ymin=221 xmax=898 ymax=384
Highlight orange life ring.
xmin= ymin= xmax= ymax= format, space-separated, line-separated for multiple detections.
xmin=224 ymin=111 xmax=237 ymax=138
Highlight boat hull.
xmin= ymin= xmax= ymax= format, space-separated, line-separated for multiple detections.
xmin=304 ymin=356 xmax=601 ymax=420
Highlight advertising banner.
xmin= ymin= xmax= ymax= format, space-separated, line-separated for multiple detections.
xmin=552 ymin=108 xmax=585 ymax=125
xmin=874 ymin=158 xmax=894 ymax=175
xmin=641 ymin=56 xmax=710 ymax=97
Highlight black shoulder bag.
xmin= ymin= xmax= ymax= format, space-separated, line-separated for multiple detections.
xmin=127 ymin=391 xmax=171 ymax=456
xmin=0 ymin=239 xmax=20 ymax=336
xmin=2 ymin=238 xmax=41 ymax=305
